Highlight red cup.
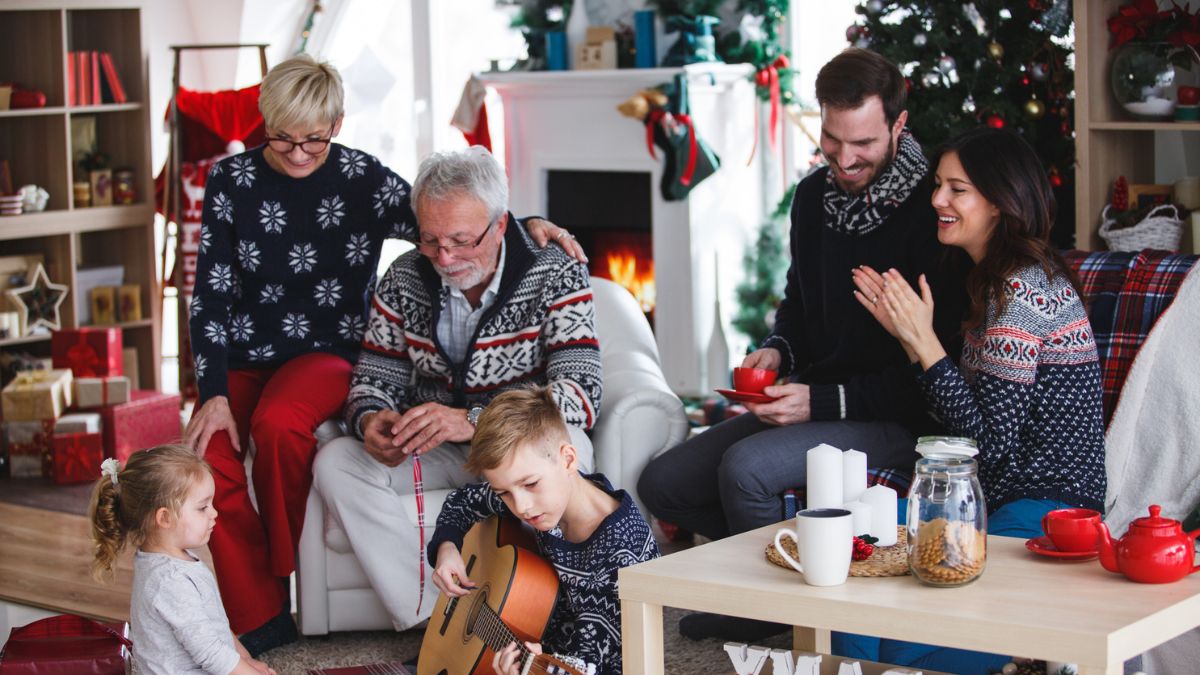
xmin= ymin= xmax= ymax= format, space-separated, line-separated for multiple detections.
xmin=732 ymin=367 xmax=776 ymax=394
xmin=1178 ymin=86 xmax=1200 ymax=106
xmin=1041 ymin=508 xmax=1102 ymax=552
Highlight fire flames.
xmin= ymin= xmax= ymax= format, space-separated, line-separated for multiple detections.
xmin=605 ymin=251 xmax=655 ymax=314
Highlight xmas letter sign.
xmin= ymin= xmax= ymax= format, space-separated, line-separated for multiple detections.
xmin=724 ymin=643 xmax=929 ymax=675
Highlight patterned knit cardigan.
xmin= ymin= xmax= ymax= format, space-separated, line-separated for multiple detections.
xmin=916 ymin=263 xmax=1107 ymax=513
xmin=345 ymin=219 xmax=602 ymax=436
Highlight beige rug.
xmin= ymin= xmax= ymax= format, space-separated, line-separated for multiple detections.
xmin=263 ymin=607 xmax=791 ymax=673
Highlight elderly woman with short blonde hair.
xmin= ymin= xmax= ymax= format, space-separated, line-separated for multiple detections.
xmin=185 ymin=53 xmax=578 ymax=656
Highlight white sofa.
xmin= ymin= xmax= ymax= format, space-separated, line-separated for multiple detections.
xmin=294 ymin=276 xmax=689 ymax=635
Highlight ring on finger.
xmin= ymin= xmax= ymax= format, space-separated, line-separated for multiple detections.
xmin=556 ymin=231 xmax=569 ymax=240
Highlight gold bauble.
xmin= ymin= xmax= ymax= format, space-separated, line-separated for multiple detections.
xmin=1024 ymin=99 xmax=1046 ymax=119
xmin=987 ymin=41 xmax=1004 ymax=60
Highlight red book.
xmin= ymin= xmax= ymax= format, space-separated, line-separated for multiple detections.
xmin=90 ymin=51 xmax=101 ymax=106
xmin=76 ymin=51 xmax=88 ymax=105
xmin=67 ymin=51 xmax=76 ymax=106
xmin=98 ymin=52 xmax=127 ymax=103
xmin=51 ymin=326 xmax=124 ymax=378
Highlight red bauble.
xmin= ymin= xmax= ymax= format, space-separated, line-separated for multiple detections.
xmin=756 ymin=69 xmax=771 ymax=87
xmin=1049 ymin=172 xmax=1064 ymax=188
xmin=986 ymin=114 xmax=1005 ymax=129
xmin=774 ymin=54 xmax=790 ymax=69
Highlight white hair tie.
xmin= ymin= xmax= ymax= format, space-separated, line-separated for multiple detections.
xmin=100 ymin=458 xmax=120 ymax=486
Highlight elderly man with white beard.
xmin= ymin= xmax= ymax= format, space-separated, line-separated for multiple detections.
xmin=312 ymin=146 xmax=602 ymax=631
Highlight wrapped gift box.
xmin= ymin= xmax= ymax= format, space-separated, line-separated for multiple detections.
xmin=74 ymin=376 xmax=131 ymax=408
xmin=1 ymin=370 xmax=72 ymax=421
xmin=54 ymin=413 xmax=102 ymax=434
xmin=2 ymin=419 xmax=55 ymax=478
xmin=51 ymin=327 xmax=123 ymax=378
xmin=90 ymin=390 xmax=181 ymax=462
xmin=49 ymin=432 xmax=104 ymax=484
xmin=0 ymin=614 xmax=130 ymax=674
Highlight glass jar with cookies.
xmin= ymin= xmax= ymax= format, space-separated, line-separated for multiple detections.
xmin=907 ymin=439 xmax=987 ymax=587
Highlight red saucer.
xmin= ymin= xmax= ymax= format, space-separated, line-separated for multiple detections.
xmin=1025 ymin=535 xmax=1099 ymax=561
xmin=715 ymin=388 xmax=777 ymax=404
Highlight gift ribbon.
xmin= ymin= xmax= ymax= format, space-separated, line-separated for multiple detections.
xmin=66 ymin=333 xmax=102 ymax=377
xmin=643 ymin=110 xmax=699 ymax=187
xmin=55 ymin=432 xmax=99 ymax=482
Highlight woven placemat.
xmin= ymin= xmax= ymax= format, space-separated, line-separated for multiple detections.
xmin=765 ymin=526 xmax=909 ymax=577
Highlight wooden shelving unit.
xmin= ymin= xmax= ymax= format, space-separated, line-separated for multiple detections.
xmin=0 ymin=0 xmax=159 ymax=390
xmin=1074 ymin=0 xmax=1198 ymax=252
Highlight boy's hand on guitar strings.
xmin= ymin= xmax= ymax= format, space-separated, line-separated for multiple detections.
xmin=432 ymin=541 xmax=477 ymax=597
xmin=493 ymin=641 xmax=542 ymax=675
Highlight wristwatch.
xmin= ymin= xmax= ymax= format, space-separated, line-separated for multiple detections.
xmin=466 ymin=404 xmax=485 ymax=427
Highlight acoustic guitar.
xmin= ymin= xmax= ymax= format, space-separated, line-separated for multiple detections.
xmin=418 ymin=516 xmax=584 ymax=675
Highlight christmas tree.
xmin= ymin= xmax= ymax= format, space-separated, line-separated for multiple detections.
xmin=733 ymin=183 xmax=795 ymax=348
xmin=849 ymin=0 xmax=1076 ymax=246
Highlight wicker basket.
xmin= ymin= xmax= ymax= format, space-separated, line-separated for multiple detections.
xmin=1099 ymin=203 xmax=1184 ymax=252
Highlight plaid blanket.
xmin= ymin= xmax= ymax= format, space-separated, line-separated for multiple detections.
xmin=1064 ymin=249 xmax=1198 ymax=426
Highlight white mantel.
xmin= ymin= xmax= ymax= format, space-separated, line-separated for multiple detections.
xmin=480 ymin=64 xmax=767 ymax=396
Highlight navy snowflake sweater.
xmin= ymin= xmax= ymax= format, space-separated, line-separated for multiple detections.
xmin=916 ymin=264 xmax=1106 ymax=513
xmin=190 ymin=144 xmax=417 ymax=403
xmin=428 ymin=474 xmax=660 ymax=675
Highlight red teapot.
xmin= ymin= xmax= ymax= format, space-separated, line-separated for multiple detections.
xmin=1095 ymin=505 xmax=1200 ymax=583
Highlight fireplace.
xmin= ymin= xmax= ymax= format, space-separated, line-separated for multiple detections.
xmin=546 ymin=169 xmax=655 ymax=319
xmin=481 ymin=65 xmax=768 ymax=395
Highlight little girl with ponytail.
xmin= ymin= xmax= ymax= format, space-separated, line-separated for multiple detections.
xmin=89 ymin=445 xmax=276 ymax=675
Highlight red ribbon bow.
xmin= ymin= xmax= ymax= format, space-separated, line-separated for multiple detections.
xmin=55 ymin=432 xmax=99 ymax=482
xmin=66 ymin=333 xmax=101 ymax=377
xmin=749 ymin=55 xmax=790 ymax=172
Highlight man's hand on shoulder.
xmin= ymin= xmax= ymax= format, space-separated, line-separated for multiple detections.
xmin=745 ymin=383 xmax=811 ymax=426
xmin=360 ymin=410 xmax=410 ymax=467
xmin=391 ymin=402 xmax=475 ymax=457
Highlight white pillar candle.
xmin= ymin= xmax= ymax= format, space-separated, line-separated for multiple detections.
xmin=842 ymin=449 xmax=867 ymax=503
xmin=861 ymin=484 xmax=898 ymax=546
xmin=842 ymin=500 xmax=873 ymax=537
xmin=805 ymin=444 xmax=844 ymax=509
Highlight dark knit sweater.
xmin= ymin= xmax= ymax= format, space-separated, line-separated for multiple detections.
xmin=764 ymin=166 xmax=967 ymax=435
xmin=190 ymin=144 xmax=417 ymax=403
xmin=916 ymin=264 xmax=1107 ymax=513
xmin=344 ymin=221 xmax=602 ymax=435
xmin=429 ymin=473 xmax=660 ymax=675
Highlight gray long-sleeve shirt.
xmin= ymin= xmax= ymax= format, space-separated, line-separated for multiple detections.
xmin=131 ymin=550 xmax=241 ymax=675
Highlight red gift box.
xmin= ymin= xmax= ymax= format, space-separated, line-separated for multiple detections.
xmin=51 ymin=327 xmax=123 ymax=378
xmin=49 ymin=432 xmax=104 ymax=484
xmin=2 ymin=419 xmax=55 ymax=478
xmin=0 ymin=614 xmax=130 ymax=674
xmin=91 ymin=390 xmax=181 ymax=463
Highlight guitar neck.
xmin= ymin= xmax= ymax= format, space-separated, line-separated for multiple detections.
xmin=473 ymin=604 xmax=583 ymax=675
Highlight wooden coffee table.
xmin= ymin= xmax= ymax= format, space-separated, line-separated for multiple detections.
xmin=620 ymin=522 xmax=1200 ymax=674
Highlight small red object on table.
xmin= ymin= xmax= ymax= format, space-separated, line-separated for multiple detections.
xmin=88 ymin=390 xmax=181 ymax=462
xmin=51 ymin=327 xmax=123 ymax=378
xmin=0 ymin=614 xmax=130 ymax=674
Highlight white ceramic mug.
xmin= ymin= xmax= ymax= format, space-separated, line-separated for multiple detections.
xmin=773 ymin=508 xmax=854 ymax=586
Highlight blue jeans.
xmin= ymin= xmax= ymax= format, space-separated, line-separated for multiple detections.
xmin=833 ymin=498 xmax=1068 ymax=674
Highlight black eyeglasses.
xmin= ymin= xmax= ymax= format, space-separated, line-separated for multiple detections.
xmin=266 ymin=126 xmax=334 ymax=155
xmin=417 ymin=220 xmax=495 ymax=256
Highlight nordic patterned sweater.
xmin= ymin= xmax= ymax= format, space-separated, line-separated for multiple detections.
xmin=428 ymin=473 xmax=660 ymax=675
xmin=916 ymin=264 xmax=1107 ymax=513
xmin=344 ymin=220 xmax=602 ymax=436
xmin=190 ymin=143 xmax=417 ymax=403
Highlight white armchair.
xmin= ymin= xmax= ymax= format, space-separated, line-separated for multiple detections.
xmin=295 ymin=276 xmax=688 ymax=635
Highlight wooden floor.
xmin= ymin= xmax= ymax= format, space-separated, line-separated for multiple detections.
xmin=0 ymin=502 xmax=134 ymax=622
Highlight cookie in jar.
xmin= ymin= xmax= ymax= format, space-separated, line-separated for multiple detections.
xmin=907 ymin=437 xmax=987 ymax=587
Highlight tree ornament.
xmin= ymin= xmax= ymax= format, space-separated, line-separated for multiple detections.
xmin=987 ymin=41 xmax=1004 ymax=60
xmin=1024 ymin=98 xmax=1046 ymax=119
xmin=962 ymin=95 xmax=977 ymax=114
xmin=1049 ymin=169 xmax=1064 ymax=188
xmin=1031 ymin=62 xmax=1049 ymax=81
xmin=937 ymin=54 xmax=956 ymax=73
xmin=845 ymin=24 xmax=863 ymax=43
xmin=921 ymin=71 xmax=941 ymax=88
xmin=986 ymin=114 xmax=1005 ymax=129
xmin=912 ymin=32 xmax=927 ymax=47
xmin=866 ymin=0 xmax=884 ymax=13
xmin=963 ymin=2 xmax=986 ymax=35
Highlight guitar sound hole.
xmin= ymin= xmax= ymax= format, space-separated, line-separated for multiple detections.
xmin=463 ymin=583 xmax=490 ymax=642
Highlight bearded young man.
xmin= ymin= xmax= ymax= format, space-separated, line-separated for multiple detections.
xmin=638 ymin=47 xmax=968 ymax=641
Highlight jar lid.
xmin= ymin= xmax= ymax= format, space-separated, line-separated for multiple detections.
xmin=915 ymin=455 xmax=977 ymax=474
xmin=915 ymin=436 xmax=978 ymax=459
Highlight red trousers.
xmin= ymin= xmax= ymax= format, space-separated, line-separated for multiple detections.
xmin=204 ymin=352 xmax=352 ymax=634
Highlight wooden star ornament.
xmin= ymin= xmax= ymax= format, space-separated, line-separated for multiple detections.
xmin=5 ymin=263 xmax=69 ymax=335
